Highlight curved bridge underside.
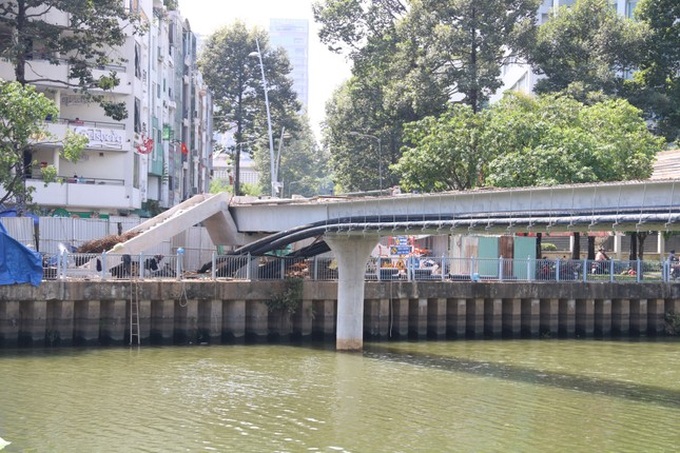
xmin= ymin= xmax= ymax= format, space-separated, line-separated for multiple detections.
xmin=232 ymin=209 xmax=680 ymax=258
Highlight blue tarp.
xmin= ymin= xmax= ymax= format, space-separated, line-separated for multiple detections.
xmin=0 ymin=209 xmax=40 ymax=225
xmin=0 ymin=222 xmax=43 ymax=286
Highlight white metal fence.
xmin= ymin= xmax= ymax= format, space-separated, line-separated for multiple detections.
xmin=47 ymin=252 xmax=679 ymax=283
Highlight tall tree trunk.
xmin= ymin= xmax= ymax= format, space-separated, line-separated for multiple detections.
xmin=587 ymin=236 xmax=595 ymax=260
xmin=637 ymin=232 xmax=648 ymax=261
xmin=468 ymin=5 xmax=478 ymax=113
xmin=15 ymin=0 xmax=28 ymax=85
xmin=536 ymin=232 xmax=542 ymax=258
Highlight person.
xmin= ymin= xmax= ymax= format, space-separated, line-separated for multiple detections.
xmin=111 ymin=254 xmax=132 ymax=278
xmin=144 ymin=254 xmax=163 ymax=275
xmin=669 ymin=250 xmax=680 ymax=279
xmin=592 ymin=246 xmax=609 ymax=274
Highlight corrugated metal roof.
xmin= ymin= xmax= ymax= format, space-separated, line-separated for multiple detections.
xmin=651 ymin=149 xmax=680 ymax=180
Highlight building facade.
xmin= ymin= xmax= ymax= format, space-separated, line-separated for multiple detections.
xmin=269 ymin=18 xmax=309 ymax=111
xmin=0 ymin=0 xmax=212 ymax=219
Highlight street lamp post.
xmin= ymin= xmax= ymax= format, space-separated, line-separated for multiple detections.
xmin=350 ymin=131 xmax=382 ymax=191
xmin=250 ymin=39 xmax=277 ymax=197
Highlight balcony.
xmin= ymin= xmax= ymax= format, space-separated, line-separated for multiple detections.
xmin=27 ymin=178 xmax=140 ymax=210
xmin=0 ymin=58 xmax=69 ymax=88
xmin=43 ymin=118 xmax=130 ymax=152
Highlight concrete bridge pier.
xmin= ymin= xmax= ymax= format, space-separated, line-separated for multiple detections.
xmin=325 ymin=234 xmax=379 ymax=351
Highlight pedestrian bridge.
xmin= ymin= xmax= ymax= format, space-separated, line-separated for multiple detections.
xmin=113 ymin=178 xmax=680 ymax=351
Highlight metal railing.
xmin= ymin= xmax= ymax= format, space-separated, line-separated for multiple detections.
xmin=45 ymin=252 xmax=680 ymax=283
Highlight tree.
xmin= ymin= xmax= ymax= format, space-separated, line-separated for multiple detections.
xmin=198 ymin=22 xmax=300 ymax=196
xmin=526 ymin=0 xmax=648 ymax=100
xmin=253 ymin=115 xmax=329 ymax=198
xmin=0 ymin=81 xmax=85 ymax=211
xmin=485 ymin=93 xmax=664 ymax=187
xmin=623 ymin=0 xmax=680 ymax=142
xmin=0 ymin=0 xmax=140 ymax=119
xmin=401 ymin=0 xmax=539 ymax=113
xmin=392 ymin=104 xmax=490 ymax=192
xmin=390 ymin=92 xmax=664 ymax=191
xmin=315 ymin=0 xmax=538 ymax=191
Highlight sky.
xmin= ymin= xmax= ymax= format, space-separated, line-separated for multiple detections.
xmin=176 ymin=0 xmax=352 ymax=139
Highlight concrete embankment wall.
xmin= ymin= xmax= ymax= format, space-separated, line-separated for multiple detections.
xmin=1 ymin=281 xmax=679 ymax=348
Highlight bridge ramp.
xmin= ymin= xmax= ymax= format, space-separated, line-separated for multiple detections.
xmin=112 ymin=192 xmax=244 ymax=254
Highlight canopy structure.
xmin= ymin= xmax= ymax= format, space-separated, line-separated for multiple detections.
xmin=0 ymin=221 xmax=42 ymax=286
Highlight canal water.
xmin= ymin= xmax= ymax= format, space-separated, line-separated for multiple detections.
xmin=2 ymin=340 xmax=680 ymax=452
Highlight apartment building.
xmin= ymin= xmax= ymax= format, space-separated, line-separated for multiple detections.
xmin=491 ymin=0 xmax=641 ymax=103
xmin=0 ymin=0 xmax=212 ymax=219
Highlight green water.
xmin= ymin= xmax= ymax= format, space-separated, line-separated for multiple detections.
xmin=1 ymin=340 xmax=679 ymax=452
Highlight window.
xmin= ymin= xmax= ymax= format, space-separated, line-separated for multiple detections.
xmin=134 ymin=42 xmax=141 ymax=79
xmin=134 ymin=98 xmax=141 ymax=133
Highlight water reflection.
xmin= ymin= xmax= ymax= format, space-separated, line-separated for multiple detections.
xmin=364 ymin=341 xmax=680 ymax=409
xmin=1 ymin=340 xmax=679 ymax=452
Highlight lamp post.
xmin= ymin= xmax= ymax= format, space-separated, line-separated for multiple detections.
xmin=349 ymin=131 xmax=382 ymax=191
xmin=250 ymin=39 xmax=277 ymax=197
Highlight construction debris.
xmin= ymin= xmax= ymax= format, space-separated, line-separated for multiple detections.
xmin=75 ymin=232 xmax=139 ymax=254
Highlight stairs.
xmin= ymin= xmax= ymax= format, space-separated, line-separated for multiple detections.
xmin=110 ymin=192 xmax=244 ymax=254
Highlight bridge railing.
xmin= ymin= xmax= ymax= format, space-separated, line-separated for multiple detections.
xmin=46 ymin=252 xmax=678 ymax=284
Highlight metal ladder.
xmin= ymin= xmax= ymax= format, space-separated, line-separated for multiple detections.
xmin=129 ymin=282 xmax=140 ymax=345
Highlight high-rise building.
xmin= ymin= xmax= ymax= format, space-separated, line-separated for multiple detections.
xmin=269 ymin=19 xmax=309 ymax=111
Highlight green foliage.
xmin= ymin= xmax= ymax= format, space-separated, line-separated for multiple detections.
xmin=317 ymin=0 xmax=540 ymax=190
xmin=0 ymin=80 xmax=85 ymax=207
xmin=198 ymin=22 xmax=301 ymax=196
xmin=240 ymin=182 xmax=262 ymax=197
xmin=391 ymin=91 xmax=664 ymax=191
xmin=622 ymin=0 xmax=680 ymax=142
xmin=485 ymin=93 xmax=664 ymax=187
xmin=253 ymin=115 xmax=329 ymax=197
xmin=393 ymin=104 xmax=491 ymax=192
xmin=266 ymin=278 xmax=303 ymax=314
xmin=541 ymin=243 xmax=557 ymax=251
xmin=403 ymin=0 xmax=540 ymax=113
xmin=526 ymin=0 xmax=648 ymax=99
xmin=163 ymin=0 xmax=178 ymax=10
xmin=209 ymin=178 xmax=232 ymax=194
xmin=0 ymin=0 xmax=138 ymax=118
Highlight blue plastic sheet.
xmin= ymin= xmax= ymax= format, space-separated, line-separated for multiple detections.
xmin=0 ymin=222 xmax=43 ymax=286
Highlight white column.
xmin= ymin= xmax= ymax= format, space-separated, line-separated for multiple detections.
xmin=325 ymin=234 xmax=379 ymax=351
xmin=613 ymin=233 xmax=622 ymax=260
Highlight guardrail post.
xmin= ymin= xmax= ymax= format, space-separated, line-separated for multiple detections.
xmin=636 ymin=259 xmax=641 ymax=283
xmin=555 ymin=258 xmax=561 ymax=282
xmin=498 ymin=256 xmax=504 ymax=282
xmin=583 ymin=258 xmax=588 ymax=282
xmin=377 ymin=256 xmax=382 ymax=281
xmin=247 ymin=253 xmax=252 ymax=280
xmin=441 ymin=255 xmax=446 ymax=281
xmin=100 ymin=252 xmax=107 ymax=280
xmin=281 ymin=258 xmax=285 ymax=280
xmin=176 ymin=247 xmax=184 ymax=280
xmin=211 ymin=251 xmax=216 ymax=280
xmin=527 ymin=256 xmax=532 ymax=282
xmin=314 ymin=256 xmax=318 ymax=281
xmin=610 ymin=259 xmax=614 ymax=282
xmin=58 ymin=250 xmax=65 ymax=279
xmin=139 ymin=253 xmax=144 ymax=279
